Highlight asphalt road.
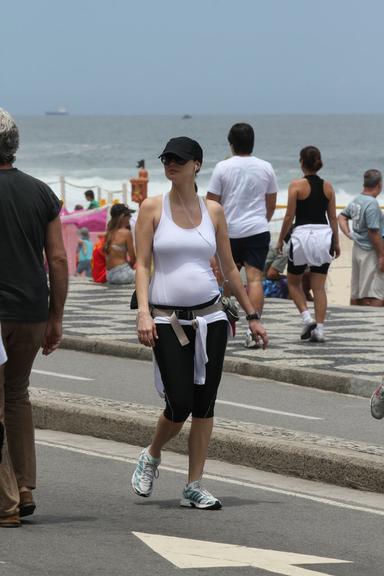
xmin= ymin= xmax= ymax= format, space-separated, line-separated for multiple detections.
xmin=30 ymin=349 xmax=383 ymax=446
xmin=1 ymin=430 xmax=383 ymax=576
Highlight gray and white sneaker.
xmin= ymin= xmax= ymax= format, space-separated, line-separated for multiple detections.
xmin=370 ymin=383 xmax=384 ymax=419
xmin=301 ymin=322 xmax=317 ymax=340
xmin=309 ymin=328 xmax=325 ymax=343
xmin=131 ymin=448 xmax=160 ymax=497
xmin=180 ymin=481 xmax=222 ymax=510
xmin=244 ymin=329 xmax=260 ymax=349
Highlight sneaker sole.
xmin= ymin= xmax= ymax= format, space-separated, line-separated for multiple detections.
xmin=180 ymin=498 xmax=222 ymax=510
xmin=370 ymin=410 xmax=384 ymax=420
xmin=0 ymin=522 xmax=21 ymax=528
xmin=370 ymin=397 xmax=384 ymax=420
xmin=301 ymin=322 xmax=317 ymax=340
xmin=19 ymin=503 xmax=36 ymax=518
xmin=131 ymin=480 xmax=152 ymax=498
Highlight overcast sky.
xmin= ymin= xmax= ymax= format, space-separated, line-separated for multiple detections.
xmin=2 ymin=0 xmax=383 ymax=115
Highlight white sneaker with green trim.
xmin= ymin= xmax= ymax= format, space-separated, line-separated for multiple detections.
xmin=180 ymin=481 xmax=222 ymax=510
xmin=131 ymin=448 xmax=160 ymax=497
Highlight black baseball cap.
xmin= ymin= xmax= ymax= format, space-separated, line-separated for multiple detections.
xmin=159 ymin=137 xmax=203 ymax=164
xmin=110 ymin=203 xmax=136 ymax=218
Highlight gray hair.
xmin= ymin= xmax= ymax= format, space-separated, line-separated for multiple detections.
xmin=0 ymin=109 xmax=19 ymax=164
xmin=363 ymin=169 xmax=382 ymax=189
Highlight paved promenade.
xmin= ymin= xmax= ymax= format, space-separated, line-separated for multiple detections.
xmin=63 ymin=278 xmax=384 ymax=389
xmin=27 ymin=277 xmax=384 ymax=493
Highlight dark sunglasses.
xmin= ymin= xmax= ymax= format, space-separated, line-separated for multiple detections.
xmin=160 ymin=155 xmax=189 ymax=166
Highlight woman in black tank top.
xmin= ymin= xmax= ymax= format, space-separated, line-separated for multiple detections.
xmin=277 ymin=146 xmax=340 ymax=343
xmin=295 ymin=174 xmax=329 ymax=227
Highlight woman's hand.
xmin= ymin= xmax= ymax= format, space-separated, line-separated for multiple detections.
xmin=334 ymin=242 xmax=341 ymax=258
xmin=137 ymin=310 xmax=158 ymax=347
xmin=248 ymin=319 xmax=268 ymax=349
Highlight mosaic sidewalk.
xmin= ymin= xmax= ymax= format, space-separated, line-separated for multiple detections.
xmin=63 ymin=279 xmax=384 ymax=378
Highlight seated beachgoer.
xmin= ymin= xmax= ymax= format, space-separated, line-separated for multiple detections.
xmin=92 ymin=234 xmax=107 ymax=283
xmin=76 ymin=227 xmax=93 ymax=277
xmin=263 ymin=246 xmax=289 ymax=298
xmin=262 ymin=244 xmax=313 ymax=301
xmin=104 ymin=204 xmax=136 ymax=284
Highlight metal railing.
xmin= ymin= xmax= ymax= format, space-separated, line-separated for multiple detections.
xmin=49 ymin=176 xmax=129 ymax=206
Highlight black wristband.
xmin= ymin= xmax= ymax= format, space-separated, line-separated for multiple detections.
xmin=246 ymin=312 xmax=260 ymax=321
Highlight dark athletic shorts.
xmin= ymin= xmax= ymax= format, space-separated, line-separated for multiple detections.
xmin=287 ymin=237 xmax=333 ymax=276
xmin=287 ymin=261 xmax=330 ymax=275
xmin=153 ymin=321 xmax=228 ymax=423
xmin=230 ymin=231 xmax=270 ymax=272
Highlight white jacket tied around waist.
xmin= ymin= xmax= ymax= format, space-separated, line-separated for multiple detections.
xmin=150 ymin=193 xmax=229 ymax=397
xmin=290 ymin=224 xmax=333 ymax=267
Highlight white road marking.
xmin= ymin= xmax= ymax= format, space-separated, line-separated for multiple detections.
xmin=216 ymin=399 xmax=322 ymax=420
xmin=36 ymin=439 xmax=384 ymax=517
xmin=133 ymin=532 xmax=351 ymax=574
xmin=32 ymin=369 xmax=93 ymax=381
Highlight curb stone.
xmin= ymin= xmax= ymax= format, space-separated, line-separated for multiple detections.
xmin=31 ymin=387 xmax=384 ymax=493
xmin=61 ymin=336 xmax=376 ymax=398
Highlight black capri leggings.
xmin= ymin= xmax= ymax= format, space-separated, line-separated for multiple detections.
xmin=153 ymin=320 xmax=228 ymax=423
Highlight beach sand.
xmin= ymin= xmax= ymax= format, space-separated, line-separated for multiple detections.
xmin=326 ymin=233 xmax=353 ymax=306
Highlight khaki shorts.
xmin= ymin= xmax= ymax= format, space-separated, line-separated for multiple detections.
xmin=351 ymin=243 xmax=384 ymax=300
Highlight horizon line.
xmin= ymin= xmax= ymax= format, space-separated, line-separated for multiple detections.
xmin=12 ymin=111 xmax=384 ymax=117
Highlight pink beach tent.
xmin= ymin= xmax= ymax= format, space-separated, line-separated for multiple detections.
xmin=60 ymin=206 xmax=109 ymax=275
xmin=60 ymin=205 xmax=108 ymax=232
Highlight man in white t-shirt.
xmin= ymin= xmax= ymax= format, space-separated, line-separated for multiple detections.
xmin=207 ymin=123 xmax=278 ymax=348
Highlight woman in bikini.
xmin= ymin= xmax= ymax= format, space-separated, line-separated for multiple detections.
xmin=104 ymin=204 xmax=136 ymax=284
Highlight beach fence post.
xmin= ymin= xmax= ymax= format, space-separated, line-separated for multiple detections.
xmin=60 ymin=175 xmax=66 ymax=206
xmin=122 ymin=182 xmax=128 ymax=204
xmin=107 ymin=191 xmax=113 ymax=205
xmin=96 ymin=186 xmax=101 ymax=203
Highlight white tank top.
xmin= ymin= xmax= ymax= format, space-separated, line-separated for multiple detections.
xmin=149 ymin=193 xmax=220 ymax=307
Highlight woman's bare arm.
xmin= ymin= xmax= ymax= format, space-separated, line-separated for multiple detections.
xmin=325 ymin=181 xmax=340 ymax=257
xmin=135 ymin=197 xmax=160 ymax=346
xmin=276 ymin=181 xmax=298 ymax=251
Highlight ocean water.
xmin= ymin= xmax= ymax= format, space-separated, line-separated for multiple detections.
xmin=14 ymin=114 xmax=384 ymax=214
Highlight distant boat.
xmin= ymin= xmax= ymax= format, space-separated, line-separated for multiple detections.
xmin=45 ymin=107 xmax=69 ymax=116
xmin=182 ymin=114 xmax=192 ymax=119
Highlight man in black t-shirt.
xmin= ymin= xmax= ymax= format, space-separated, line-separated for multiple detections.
xmin=0 ymin=109 xmax=68 ymax=528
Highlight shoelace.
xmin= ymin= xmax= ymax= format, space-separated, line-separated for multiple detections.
xmin=200 ymin=487 xmax=215 ymax=501
xmin=141 ymin=461 xmax=159 ymax=486
xmin=189 ymin=483 xmax=215 ymax=502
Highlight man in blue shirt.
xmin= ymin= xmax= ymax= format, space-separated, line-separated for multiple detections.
xmin=338 ymin=169 xmax=384 ymax=307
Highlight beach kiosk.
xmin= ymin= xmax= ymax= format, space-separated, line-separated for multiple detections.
xmin=130 ymin=160 xmax=149 ymax=204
